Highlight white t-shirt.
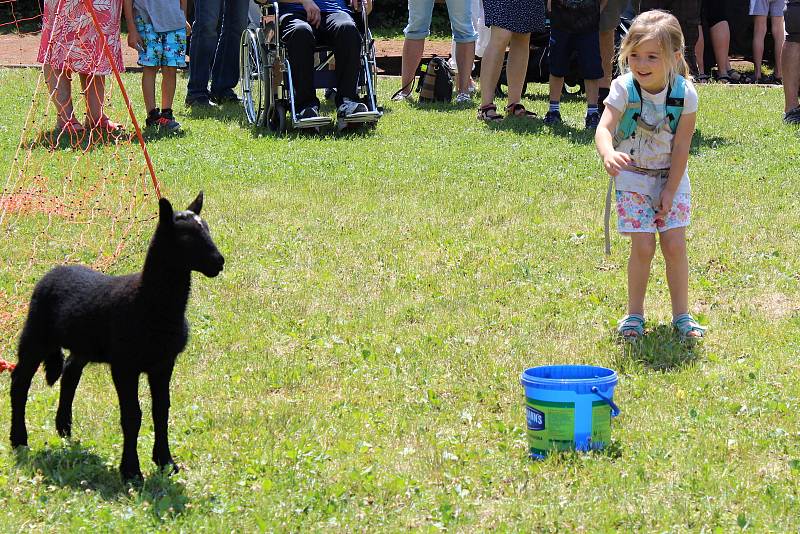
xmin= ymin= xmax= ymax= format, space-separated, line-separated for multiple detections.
xmin=604 ymin=75 xmax=698 ymax=197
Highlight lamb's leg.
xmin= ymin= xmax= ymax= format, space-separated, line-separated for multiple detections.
xmin=55 ymin=355 xmax=87 ymax=438
xmin=9 ymin=333 xmax=44 ymax=447
xmin=148 ymin=361 xmax=178 ymax=474
xmin=111 ymin=366 xmax=143 ymax=481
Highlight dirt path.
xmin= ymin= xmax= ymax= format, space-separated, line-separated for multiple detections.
xmin=0 ymin=33 xmax=450 ymax=74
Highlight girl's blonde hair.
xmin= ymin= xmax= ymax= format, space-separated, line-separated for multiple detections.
xmin=617 ymin=10 xmax=690 ymax=85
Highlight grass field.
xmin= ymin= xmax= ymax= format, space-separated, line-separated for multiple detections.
xmin=1 ymin=67 xmax=800 ymax=531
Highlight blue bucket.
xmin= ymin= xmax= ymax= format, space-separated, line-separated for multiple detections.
xmin=520 ymin=365 xmax=620 ymax=458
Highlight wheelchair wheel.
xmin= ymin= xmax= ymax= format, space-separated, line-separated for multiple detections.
xmin=240 ymin=27 xmax=266 ymax=126
xmin=267 ymin=101 xmax=288 ymax=135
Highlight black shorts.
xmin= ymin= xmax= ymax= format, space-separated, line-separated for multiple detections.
xmin=702 ymin=0 xmax=728 ymax=27
xmin=548 ymin=28 xmax=604 ymax=80
xmin=787 ymin=1 xmax=800 ymax=43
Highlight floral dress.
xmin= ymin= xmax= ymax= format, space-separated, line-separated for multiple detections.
xmin=37 ymin=0 xmax=124 ymax=75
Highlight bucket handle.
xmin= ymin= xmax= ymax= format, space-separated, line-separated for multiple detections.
xmin=591 ymin=386 xmax=620 ymax=417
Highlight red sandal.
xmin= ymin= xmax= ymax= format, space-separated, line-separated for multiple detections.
xmin=477 ymin=103 xmax=503 ymax=122
xmin=505 ymin=102 xmax=537 ymax=119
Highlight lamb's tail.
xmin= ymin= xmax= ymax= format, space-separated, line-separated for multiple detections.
xmin=43 ymin=349 xmax=64 ymax=386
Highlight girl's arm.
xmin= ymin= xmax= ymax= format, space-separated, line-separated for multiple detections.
xmin=181 ymin=0 xmax=190 ymax=36
xmin=595 ymin=104 xmax=632 ymax=176
xmin=655 ymin=111 xmax=696 ymax=221
xmin=122 ymin=0 xmax=142 ymax=51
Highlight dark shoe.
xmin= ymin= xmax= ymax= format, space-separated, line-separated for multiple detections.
xmin=585 ymin=111 xmax=601 ymax=129
xmin=185 ymin=96 xmax=215 ymax=108
xmin=145 ymin=108 xmax=161 ymax=127
xmin=210 ymin=92 xmax=240 ymax=105
xmin=784 ymin=106 xmax=800 ymax=124
xmin=157 ymin=108 xmax=181 ymax=132
xmin=543 ymin=110 xmax=562 ymax=125
xmin=297 ymin=105 xmax=320 ymax=120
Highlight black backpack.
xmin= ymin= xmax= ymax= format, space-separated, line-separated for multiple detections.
xmin=417 ymin=55 xmax=454 ymax=103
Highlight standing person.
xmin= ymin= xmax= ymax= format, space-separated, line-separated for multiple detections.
xmin=476 ymin=0 xmax=546 ymax=120
xmin=392 ymin=0 xmax=478 ymax=102
xmin=124 ymin=0 xmax=190 ymax=131
xmin=185 ymin=0 xmax=249 ymax=107
xmin=783 ymin=0 xmax=800 ymax=122
xmin=751 ymin=0 xmax=786 ymax=84
xmin=637 ymin=0 xmax=700 ymax=77
xmin=38 ymin=0 xmax=126 ymax=135
xmin=545 ymin=0 xmax=606 ymax=129
xmin=595 ymin=10 xmax=705 ymax=340
xmin=700 ymin=0 xmax=741 ymax=82
xmin=599 ymin=0 xmax=628 ymax=115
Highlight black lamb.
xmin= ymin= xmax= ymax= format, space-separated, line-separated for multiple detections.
xmin=9 ymin=192 xmax=224 ymax=481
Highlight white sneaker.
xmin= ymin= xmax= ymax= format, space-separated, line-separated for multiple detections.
xmin=337 ymin=98 xmax=368 ymax=118
xmin=455 ymin=92 xmax=472 ymax=104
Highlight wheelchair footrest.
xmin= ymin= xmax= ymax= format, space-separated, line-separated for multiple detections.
xmin=293 ymin=116 xmax=333 ymax=129
xmin=339 ymin=111 xmax=381 ymax=124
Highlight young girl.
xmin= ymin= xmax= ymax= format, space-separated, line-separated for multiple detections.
xmin=595 ymin=10 xmax=706 ymax=340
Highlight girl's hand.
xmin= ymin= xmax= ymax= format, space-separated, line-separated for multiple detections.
xmin=602 ymin=150 xmax=632 ymax=177
xmin=656 ymin=187 xmax=676 ymax=223
xmin=127 ymin=29 xmax=144 ymax=52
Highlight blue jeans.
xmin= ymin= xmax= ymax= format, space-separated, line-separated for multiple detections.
xmin=404 ymin=0 xmax=476 ymax=42
xmin=187 ymin=0 xmax=249 ymax=100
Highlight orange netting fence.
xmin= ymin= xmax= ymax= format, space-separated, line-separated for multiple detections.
xmin=1 ymin=0 xmax=161 ymax=365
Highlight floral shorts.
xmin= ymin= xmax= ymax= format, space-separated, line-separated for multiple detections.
xmin=616 ymin=191 xmax=691 ymax=233
xmin=135 ymin=16 xmax=187 ymax=68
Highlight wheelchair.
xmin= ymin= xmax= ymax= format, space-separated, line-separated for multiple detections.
xmin=239 ymin=0 xmax=381 ymax=133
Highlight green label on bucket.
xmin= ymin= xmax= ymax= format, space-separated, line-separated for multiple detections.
xmin=591 ymin=402 xmax=612 ymax=445
xmin=525 ymin=399 xmax=575 ymax=455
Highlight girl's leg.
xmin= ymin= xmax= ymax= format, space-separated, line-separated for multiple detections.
xmin=44 ymin=65 xmax=75 ymax=127
xmin=772 ymin=16 xmax=785 ymax=79
xmin=695 ymin=26 xmax=705 ymax=75
xmin=479 ymin=26 xmax=512 ymax=108
xmin=142 ymin=66 xmax=159 ymax=113
xmin=506 ymin=31 xmax=530 ymax=105
xmin=80 ymin=73 xmax=105 ymax=126
xmin=627 ymin=233 xmax=657 ymax=317
xmin=659 ymin=227 xmax=690 ymax=318
xmin=160 ymin=67 xmax=177 ymax=110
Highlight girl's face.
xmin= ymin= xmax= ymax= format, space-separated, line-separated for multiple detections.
xmin=628 ymin=38 xmax=672 ymax=92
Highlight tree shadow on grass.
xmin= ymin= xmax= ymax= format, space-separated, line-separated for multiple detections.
xmin=612 ymin=323 xmax=703 ymax=372
xmin=13 ymin=441 xmax=190 ymax=519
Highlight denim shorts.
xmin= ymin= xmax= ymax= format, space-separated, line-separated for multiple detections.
xmin=548 ymin=28 xmax=603 ymax=80
xmin=135 ymin=16 xmax=187 ymax=67
xmin=750 ymin=0 xmax=786 ymax=16
xmin=617 ymin=191 xmax=691 ymax=233
xmin=404 ymin=0 xmax=477 ymax=42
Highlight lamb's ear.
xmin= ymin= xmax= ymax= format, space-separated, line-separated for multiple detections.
xmin=187 ymin=191 xmax=203 ymax=215
xmin=159 ymin=197 xmax=174 ymax=227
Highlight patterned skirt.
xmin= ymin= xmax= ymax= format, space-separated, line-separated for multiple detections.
xmin=483 ymin=0 xmax=546 ymax=34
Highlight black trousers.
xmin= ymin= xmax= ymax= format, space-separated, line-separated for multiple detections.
xmin=279 ymin=10 xmax=361 ymax=109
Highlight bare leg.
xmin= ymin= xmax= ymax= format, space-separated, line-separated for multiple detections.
xmin=479 ymin=27 xmax=511 ymax=107
xmin=772 ymin=16 xmax=785 ymax=79
xmin=753 ymin=15 xmax=767 ymax=80
xmin=599 ymin=29 xmax=615 ymax=89
xmin=455 ymin=40 xmax=476 ymax=94
xmin=549 ymin=74 xmax=565 ymax=103
xmin=627 ymin=233 xmax=657 ymax=317
xmin=142 ymin=66 xmax=159 ymax=113
xmin=782 ymin=41 xmax=800 ymax=112
xmin=695 ymin=26 xmax=705 ymax=75
xmin=161 ymin=67 xmax=177 ymax=110
xmin=659 ymin=227 xmax=690 ymax=318
xmin=506 ymin=32 xmax=530 ymax=104
xmin=43 ymin=65 xmax=75 ymax=128
xmin=55 ymin=355 xmax=87 ymax=438
xmin=709 ymin=21 xmax=732 ymax=76
xmin=80 ymin=73 xmax=106 ymax=126
xmin=400 ymin=38 xmax=425 ymax=94
xmin=585 ymin=78 xmax=599 ymax=107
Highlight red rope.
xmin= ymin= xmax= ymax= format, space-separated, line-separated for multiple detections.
xmin=0 ymin=358 xmax=15 ymax=374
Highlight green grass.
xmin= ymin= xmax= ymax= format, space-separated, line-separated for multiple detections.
xmin=1 ymin=68 xmax=800 ymax=531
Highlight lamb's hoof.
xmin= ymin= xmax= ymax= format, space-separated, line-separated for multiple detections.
xmin=10 ymin=430 xmax=28 ymax=449
xmin=120 ymin=466 xmax=144 ymax=484
xmin=55 ymin=420 xmax=71 ymax=438
xmin=155 ymin=458 xmax=180 ymax=476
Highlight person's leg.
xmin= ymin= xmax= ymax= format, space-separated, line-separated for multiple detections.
xmin=279 ymin=12 xmax=318 ymax=111
xmin=546 ymin=28 xmax=569 ymax=121
xmin=675 ymin=0 xmax=700 ymax=77
xmin=319 ymin=11 xmax=361 ymax=105
xmin=783 ymin=41 xmax=800 ymax=112
xmin=599 ymin=29 xmax=615 ymax=90
xmin=142 ymin=66 xmax=159 ymax=113
xmin=772 ymin=15 xmax=786 ymax=79
xmin=709 ymin=20 xmax=732 ymax=76
xmin=161 ymin=67 xmax=177 ymax=110
xmin=506 ymin=31 xmax=530 ymax=104
xmin=81 ymin=73 xmax=106 ymax=126
xmin=399 ymin=0 xmax=434 ymax=94
xmin=210 ymin=0 xmax=249 ymax=99
xmin=659 ymin=227 xmax=690 ymax=318
xmin=187 ymin=0 xmax=223 ymax=102
xmin=695 ymin=25 xmax=705 ymax=75
xmin=753 ymin=15 xmax=767 ymax=80
xmin=446 ymin=0 xmax=477 ymax=94
xmin=44 ymin=65 xmax=75 ymax=127
xmin=479 ymin=26 xmax=512 ymax=108
xmin=627 ymin=233 xmax=657 ymax=318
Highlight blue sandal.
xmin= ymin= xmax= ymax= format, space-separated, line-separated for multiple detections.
xmin=672 ymin=313 xmax=706 ymax=340
xmin=617 ymin=314 xmax=645 ymax=340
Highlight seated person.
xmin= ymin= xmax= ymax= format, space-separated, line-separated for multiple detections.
xmin=279 ymin=0 xmax=372 ymax=120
